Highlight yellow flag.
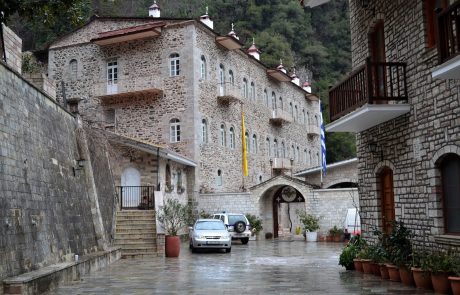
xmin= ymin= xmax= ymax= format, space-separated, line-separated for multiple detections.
xmin=241 ymin=111 xmax=249 ymax=177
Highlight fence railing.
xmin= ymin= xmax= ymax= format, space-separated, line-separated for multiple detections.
xmin=437 ymin=2 xmax=460 ymax=64
xmin=118 ymin=186 xmax=155 ymax=210
xmin=329 ymin=58 xmax=407 ymax=122
xmin=92 ymin=76 xmax=163 ymax=98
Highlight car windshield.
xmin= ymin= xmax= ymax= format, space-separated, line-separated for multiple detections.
xmin=228 ymin=215 xmax=246 ymax=225
xmin=195 ymin=221 xmax=226 ymax=230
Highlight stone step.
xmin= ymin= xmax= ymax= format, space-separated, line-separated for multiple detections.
xmin=115 ymin=232 xmax=156 ymax=238
xmin=121 ymin=247 xmax=157 ymax=254
xmin=115 ymin=228 xmax=156 ymax=233
xmin=117 ymin=210 xmax=155 ymax=215
xmin=115 ymin=224 xmax=156 ymax=229
xmin=116 ymin=214 xmax=155 ymax=219
xmin=121 ymin=253 xmax=158 ymax=259
xmin=115 ymin=238 xmax=156 ymax=244
xmin=116 ymin=220 xmax=155 ymax=225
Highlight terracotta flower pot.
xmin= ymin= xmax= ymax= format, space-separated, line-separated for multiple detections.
xmin=353 ymin=258 xmax=363 ymax=272
xmin=412 ymin=267 xmax=433 ymax=290
xmin=399 ymin=266 xmax=414 ymax=286
xmin=432 ymin=272 xmax=451 ymax=294
xmin=379 ymin=264 xmax=390 ymax=279
xmin=361 ymin=259 xmax=373 ymax=274
xmin=333 ymin=235 xmax=341 ymax=242
xmin=386 ymin=264 xmax=401 ymax=282
xmin=371 ymin=262 xmax=381 ymax=277
xmin=165 ymin=235 xmax=181 ymax=257
xmin=448 ymin=276 xmax=460 ymax=295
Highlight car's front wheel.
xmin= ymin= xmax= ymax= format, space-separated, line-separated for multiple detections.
xmin=225 ymin=248 xmax=231 ymax=253
xmin=241 ymin=238 xmax=249 ymax=244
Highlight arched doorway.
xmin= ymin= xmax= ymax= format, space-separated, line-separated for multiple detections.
xmin=121 ymin=167 xmax=141 ymax=208
xmin=272 ymin=186 xmax=305 ymax=238
xmin=379 ymin=167 xmax=395 ymax=233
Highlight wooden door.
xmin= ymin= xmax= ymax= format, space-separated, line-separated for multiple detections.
xmin=369 ymin=21 xmax=386 ymax=101
xmin=380 ymin=168 xmax=395 ymax=233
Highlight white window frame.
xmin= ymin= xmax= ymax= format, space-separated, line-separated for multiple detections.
xmin=170 ymin=118 xmax=181 ymax=143
xmin=219 ymin=64 xmax=225 ymax=96
xmin=229 ymin=127 xmax=235 ymax=149
xmin=229 ymin=70 xmax=234 ymax=85
xmin=200 ymin=55 xmax=207 ymax=79
xmin=243 ymin=78 xmax=248 ymax=98
xmin=169 ymin=53 xmax=180 ymax=77
xmin=220 ymin=124 xmax=226 ymax=147
xmin=201 ymin=119 xmax=207 ymax=143
xmin=252 ymin=134 xmax=257 ymax=154
xmin=107 ymin=60 xmax=118 ymax=94
xmin=217 ymin=169 xmax=223 ymax=186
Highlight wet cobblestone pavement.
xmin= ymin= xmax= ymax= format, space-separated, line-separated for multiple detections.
xmin=52 ymin=240 xmax=437 ymax=294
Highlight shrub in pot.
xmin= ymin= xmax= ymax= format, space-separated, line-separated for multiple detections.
xmin=448 ymin=254 xmax=460 ymax=295
xmin=157 ymin=198 xmax=192 ymax=257
xmin=297 ymin=211 xmax=320 ymax=242
xmin=246 ymin=213 xmax=263 ymax=240
xmin=357 ymin=245 xmax=374 ymax=274
xmin=339 ymin=234 xmax=366 ymax=272
xmin=411 ymin=251 xmax=433 ymax=290
xmin=386 ymin=221 xmax=413 ymax=283
xmin=426 ymin=252 xmax=454 ymax=294
xmin=329 ymin=225 xmax=343 ymax=242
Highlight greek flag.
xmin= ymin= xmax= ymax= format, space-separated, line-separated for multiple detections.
xmin=320 ymin=101 xmax=327 ymax=176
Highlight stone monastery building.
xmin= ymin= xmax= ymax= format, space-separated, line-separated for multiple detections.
xmin=46 ymin=4 xmax=328 ymax=238
xmin=327 ymin=0 xmax=460 ymax=251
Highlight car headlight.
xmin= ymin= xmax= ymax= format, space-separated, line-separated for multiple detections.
xmin=195 ymin=235 xmax=204 ymax=239
xmin=222 ymin=235 xmax=230 ymax=239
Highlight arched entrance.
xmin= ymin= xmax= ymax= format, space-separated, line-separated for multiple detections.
xmin=272 ymin=186 xmax=305 ymax=238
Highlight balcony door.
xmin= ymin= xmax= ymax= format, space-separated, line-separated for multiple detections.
xmin=380 ymin=167 xmax=395 ymax=233
xmin=369 ymin=21 xmax=386 ymax=101
xmin=107 ymin=60 xmax=118 ymax=94
xmin=121 ymin=167 xmax=141 ymax=208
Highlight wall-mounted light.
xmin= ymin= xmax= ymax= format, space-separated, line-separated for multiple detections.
xmin=368 ymin=142 xmax=383 ymax=161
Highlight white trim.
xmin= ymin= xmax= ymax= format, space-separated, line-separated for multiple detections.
xmin=294 ymin=157 xmax=357 ymax=176
xmin=432 ymin=55 xmax=460 ymax=80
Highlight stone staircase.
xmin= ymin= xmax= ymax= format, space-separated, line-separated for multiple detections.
xmin=114 ymin=210 xmax=158 ymax=258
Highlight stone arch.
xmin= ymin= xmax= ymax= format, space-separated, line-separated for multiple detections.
xmin=327 ymin=178 xmax=358 ymax=189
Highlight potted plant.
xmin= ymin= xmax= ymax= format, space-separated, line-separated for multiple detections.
xmin=385 ymin=221 xmax=413 ymax=283
xmin=339 ymin=234 xmax=366 ymax=271
xmin=329 ymin=225 xmax=343 ymax=242
xmin=371 ymin=228 xmax=390 ymax=279
xmin=246 ymin=213 xmax=263 ymax=240
xmin=357 ymin=245 xmax=373 ymax=274
xmin=448 ymin=254 xmax=460 ymax=295
xmin=297 ymin=211 xmax=320 ymax=242
xmin=426 ymin=252 xmax=454 ymax=294
xmin=411 ymin=250 xmax=433 ymax=290
xmin=157 ymin=198 xmax=192 ymax=257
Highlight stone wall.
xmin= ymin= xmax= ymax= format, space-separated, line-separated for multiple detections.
xmin=1 ymin=24 xmax=22 ymax=74
xmin=196 ymin=192 xmax=257 ymax=216
xmin=349 ymin=0 xmax=460 ymax=250
xmin=0 ymin=61 xmax=115 ymax=286
xmin=298 ymin=158 xmax=358 ymax=188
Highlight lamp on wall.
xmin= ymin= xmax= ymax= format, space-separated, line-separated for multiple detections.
xmin=368 ymin=142 xmax=383 ymax=161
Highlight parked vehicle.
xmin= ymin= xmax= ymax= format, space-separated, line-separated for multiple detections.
xmin=189 ymin=219 xmax=231 ymax=253
xmin=212 ymin=213 xmax=252 ymax=244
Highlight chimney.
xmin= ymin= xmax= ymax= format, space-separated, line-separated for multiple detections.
xmin=290 ymin=68 xmax=300 ymax=86
xmin=149 ymin=1 xmax=161 ymax=18
xmin=303 ymin=81 xmax=312 ymax=93
xmin=200 ymin=6 xmax=214 ymax=30
xmin=247 ymin=38 xmax=261 ymax=60
xmin=276 ymin=59 xmax=286 ymax=74
xmin=228 ymin=23 xmax=239 ymax=40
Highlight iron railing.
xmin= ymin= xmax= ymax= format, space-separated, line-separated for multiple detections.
xmin=437 ymin=1 xmax=460 ymax=64
xmin=118 ymin=186 xmax=155 ymax=210
xmin=329 ymin=57 xmax=407 ymax=122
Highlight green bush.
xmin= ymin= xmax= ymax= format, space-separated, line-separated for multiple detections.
xmin=157 ymin=198 xmax=192 ymax=236
xmin=329 ymin=225 xmax=343 ymax=236
xmin=423 ymin=252 xmax=456 ymax=274
xmin=297 ymin=211 xmax=320 ymax=232
xmin=246 ymin=214 xmax=263 ymax=233
xmin=339 ymin=245 xmax=358 ymax=270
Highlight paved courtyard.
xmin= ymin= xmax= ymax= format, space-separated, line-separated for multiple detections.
xmin=52 ymin=240 xmax=436 ymax=295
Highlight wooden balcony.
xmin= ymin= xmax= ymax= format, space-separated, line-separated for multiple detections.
xmin=215 ymin=36 xmax=243 ymax=50
xmin=432 ymin=1 xmax=460 ymax=79
xmin=270 ymin=108 xmax=293 ymax=125
xmin=92 ymin=77 xmax=163 ymax=103
xmin=327 ymin=58 xmax=409 ymax=133
xmin=91 ymin=22 xmax=165 ymax=46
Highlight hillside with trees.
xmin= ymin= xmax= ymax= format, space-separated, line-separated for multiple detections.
xmin=4 ymin=0 xmax=356 ymax=163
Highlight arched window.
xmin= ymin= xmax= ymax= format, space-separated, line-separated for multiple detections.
xmin=219 ymin=64 xmax=225 ymax=96
xmin=252 ymin=134 xmax=257 ymax=153
xmin=297 ymin=146 xmax=300 ymax=161
xmin=281 ymin=142 xmax=286 ymax=158
xmin=245 ymin=131 xmax=249 ymax=151
xmin=291 ymin=144 xmax=295 ymax=159
xmin=273 ymin=139 xmax=278 ymax=157
xmin=165 ymin=164 xmax=172 ymax=189
xmin=243 ymin=78 xmax=248 ymax=98
xmin=266 ymin=137 xmax=271 ymax=157
xmin=279 ymin=97 xmax=283 ymax=110
xmin=439 ymin=154 xmax=460 ymax=234
xmin=264 ymin=89 xmax=269 ymax=107
xmin=258 ymin=175 xmax=263 ymax=183
xmin=315 ymin=114 xmax=319 ymax=126
xmin=229 ymin=70 xmax=234 ymax=85
xmin=200 ymin=55 xmax=207 ymax=79
xmin=295 ymin=105 xmax=298 ymax=122
xmin=169 ymin=118 xmax=180 ymax=142
xmin=271 ymin=92 xmax=276 ymax=110
xmin=217 ymin=169 xmax=223 ymax=186
xmin=250 ymin=82 xmax=256 ymax=101
xmin=290 ymin=102 xmax=294 ymax=118
xmin=220 ymin=124 xmax=226 ymax=147
xmin=309 ymin=151 xmax=312 ymax=166
xmin=304 ymin=149 xmax=308 ymax=163
xmin=302 ymin=109 xmax=306 ymax=124
xmin=69 ymin=59 xmax=77 ymax=80
xmin=306 ymin=111 xmax=310 ymax=125
xmin=229 ymin=127 xmax=235 ymax=149
xmin=201 ymin=119 xmax=207 ymax=143
xmin=169 ymin=53 xmax=180 ymax=76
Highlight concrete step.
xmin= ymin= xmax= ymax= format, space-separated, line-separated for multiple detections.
xmin=121 ymin=248 xmax=157 ymax=254
xmin=116 ymin=215 xmax=155 ymax=221
xmin=121 ymin=253 xmax=158 ymax=259
xmin=115 ymin=232 xmax=156 ymax=239
xmin=115 ymin=224 xmax=156 ymax=230
xmin=116 ymin=220 xmax=155 ymax=225
xmin=115 ymin=239 xmax=156 ymax=245
xmin=117 ymin=210 xmax=155 ymax=216
xmin=115 ymin=228 xmax=156 ymax=234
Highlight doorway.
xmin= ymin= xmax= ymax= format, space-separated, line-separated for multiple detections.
xmin=380 ymin=167 xmax=395 ymax=233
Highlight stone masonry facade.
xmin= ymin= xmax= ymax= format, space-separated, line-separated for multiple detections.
xmin=348 ymin=0 xmax=460 ymax=250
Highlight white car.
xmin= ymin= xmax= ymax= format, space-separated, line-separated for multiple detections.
xmin=212 ymin=213 xmax=251 ymax=244
xmin=189 ymin=219 xmax=231 ymax=253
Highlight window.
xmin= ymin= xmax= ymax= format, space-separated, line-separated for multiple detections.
xmin=439 ymin=154 xmax=460 ymax=234
xmin=302 ymin=109 xmax=306 ymax=124
xmin=306 ymin=111 xmax=310 ymax=125
xmin=252 ymin=134 xmax=257 ymax=154
xmin=177 ymin=170 xmax=183 ymax=189
xmin=201 ymin=119 xmax=208 ymax=143
xmin=229 ymin=127 xmax=235 ymax=149
xmin=229 ymin=70 xmax=234 ymax=85
xmin=304 ymin=149 xmax=308 ymax=163
xmin=219 ymin=64 xmax=225 ymax=96
xmin=296 ymin=146 xmax=300 ymax=162
xmin=217 ymin=169 xmax=223 ymax=186
xmin=220 ymin=124 xmax=226 ymax=147
xmin=273 ymin=139 xmax=278 ymax=158
xmin=250 ymin=82 xmax=255 ymax=101
xmin=107 ymin=60 xmax=118 ymax=94
xmin=69 ymin=59 xmax=77 ymax=79
xmin=271 ymin=92 xmax=276 ymax=110
xmin=290 ymin=102 xmax=294 ymax=118
xmin=169 ymin=53 xmax=180 ymax=76
xmin=104 ymin=109 xmax=116 ymax=129
xmin=258 ymin=175 xmax=263 ymax=183
xmin=425 ymin=0 xmax=448 ymax=48
xmin=166 ymin=164 xmax=172 ymax=189
xmin=266 ymin=137 xmax=271 ymax=157
xmin=264 ymin=89 xmax=269 ymax=107
xmin=309 ymin=151 xmax=312 ymax=165
xmin=200 ymin=55 xmax=207 ymax=79
xmin=317 ymin=152 xmax=320 ymax=165
xmin=281 ymin=142 xmax=286 ymax=158
xmin=295 ymin=105 xmax=298 ymax=122
xmin=170 ymin=118 xmax=180 ymax=142
xmin=245 ymin=131 xmax=249 ymax=152
xmin=291 ymin=145 xmax=295 ymax=159
xmin=243 ymin=78 xmax=248 ymax=98
xmin=279 ymin=97 xmax=283 ymax=110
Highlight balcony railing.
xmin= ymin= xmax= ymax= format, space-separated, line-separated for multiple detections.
xmin=271 ymin=158 xmax=292 ymax=170
xmin=118 ymin=186 xmax=155 ymax=210
xmin=92 ymin=76 xmax=163 ymax=101
xmin=329 ymin=58 xmax=407 ymax=122
xmin=270 ymin=108 xmax=293 ymax=124
xmin=437 ymin=2 xmax=460 ymax=64
xmin=217 ymin=83 xmax=243 ymax=103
